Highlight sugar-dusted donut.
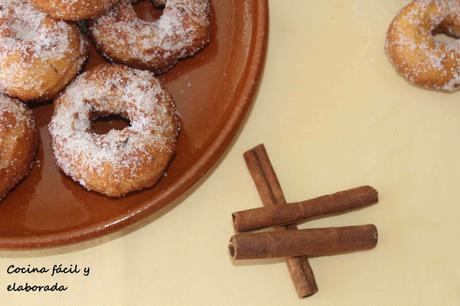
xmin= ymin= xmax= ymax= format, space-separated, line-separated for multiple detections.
xmin=0 ymin=0 xmax=88 ymax=102
xmin=49 ymin=64 xmax=179 ymax=197
xmin=0 ymin=95 xmax=38 ymax=201
xmin=89 ymin=0 xmax=210 ymax=73
xmin=30 ymin=0 xmax=120 ymax=21
xmin=385 ymin=0 xmax=460 ymax=91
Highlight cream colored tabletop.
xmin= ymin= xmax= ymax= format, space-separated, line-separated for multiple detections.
xmin=2 ymin=0 xmax=460 ymax=305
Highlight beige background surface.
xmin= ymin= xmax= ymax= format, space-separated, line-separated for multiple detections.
xmin=2 ymin=0 xmax=460 ymax=305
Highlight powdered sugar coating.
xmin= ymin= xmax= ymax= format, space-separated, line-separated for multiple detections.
xmin=89 ymin=0 xmax=210 ymax=73
xmin=386 ymin=0 xmax=460 ymax=91
xmin=0 ymin=95 xmax=35 ymax=169
xmin=30 ymin=0 xmax=119 ymax=20
xmin=0 ymin=0 xmax=88 ymax=101
xmin=49 ymin=64 xmax=179 ymax=197
xmin=0 ymin=94 xmax=37 ymax=200
xmin=0 ymin=96 xmax=34 ymax=135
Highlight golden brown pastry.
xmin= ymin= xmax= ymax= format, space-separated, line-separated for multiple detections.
xmin=0 ymin=95 xmax=38 ymax=201
xmin=30 ymin=0 xmax=119 ymax=21
xmin=89 ymin=0 xmax=210 ymax=74
xmin=386 ymin=0 xmax=460 ymax=91
xmin=0 ymin=0 xmax=88 ymax=102
xmin=49 ymin=64 xmax=179 ymax=198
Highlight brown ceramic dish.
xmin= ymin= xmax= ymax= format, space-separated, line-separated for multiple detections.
xmin=0 ymin=0 xmax=268 ymax=249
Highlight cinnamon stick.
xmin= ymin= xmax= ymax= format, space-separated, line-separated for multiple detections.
xmin=233 ymin=186 xmax=378 ymax=232
xmin=244 ymin=144 xmax=318 ymax=298
xmin=229 ymin=224 xmax=378 ymax=260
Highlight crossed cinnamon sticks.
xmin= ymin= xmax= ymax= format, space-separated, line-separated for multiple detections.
xmin=229 ymin=144 xmax=378 ymax=298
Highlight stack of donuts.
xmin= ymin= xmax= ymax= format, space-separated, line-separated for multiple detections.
xmin=0 ymin=0 xmax=211 ymax=199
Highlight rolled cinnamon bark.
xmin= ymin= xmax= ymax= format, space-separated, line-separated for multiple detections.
xmin=229 ymin=224 xmax=378 ymax=260
xmin=244 ymin=144 xmax=318 ymax=297
xmin=233 ymin=186 xmax=378 ymax=232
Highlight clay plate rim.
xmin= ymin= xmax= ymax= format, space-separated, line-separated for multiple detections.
xmin=3 ymin=0 xmax=269 ymax=249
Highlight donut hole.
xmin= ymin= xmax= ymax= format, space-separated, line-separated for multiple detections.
xmin=91 ymin=113 xmax=131 ymax=135
xmin=433 ymin=32 xmax=458 ymax=44
xmin=432 ymin=22 xmax=459 ymax=44
xmin=134 ymin=0 xmax=164 ymax=22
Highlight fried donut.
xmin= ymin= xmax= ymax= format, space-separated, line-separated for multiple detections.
xmin=30 ymin=0 xmax=119 ymax=21
xmin=0 ymin=95 xmax=38 ymax=201
xmin=89 ymin=0 xmax=210 ymax=73
xmin=386 ymin=0 xmax=460 ymax=91
xmin=49 ymin=64 xmax=179 ymax=197
xmin=0 ymin=0 xmax=88 ymax=102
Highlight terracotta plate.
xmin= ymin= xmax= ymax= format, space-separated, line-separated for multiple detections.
xmin=0 ymin=0 xmax=268 ymax=249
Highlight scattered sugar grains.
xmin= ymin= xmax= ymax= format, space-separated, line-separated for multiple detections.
xmin=48 ymin=0 xmax=93 ymax=10
xmin=0 ymin=95 xmax=34 ymax=170
xmin=30 ymin=0 xmax=119 ymax=19
xmin=0 ymin=96 xmax=34 ymax=132
xmin=0 ymin=0 xmax=74 ymax=91
xmin=385 ymin=0 xmax=460 ymax=91
xmin=48 ymin=66 xmax=178 ymax=188
xmin=90 ymin=0 xmax=210 ymax=67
